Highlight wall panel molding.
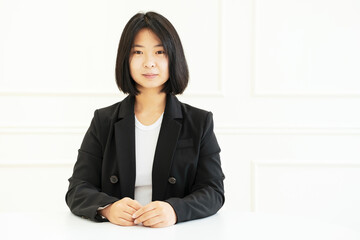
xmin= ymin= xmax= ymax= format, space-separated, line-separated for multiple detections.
xmin=0 ymin=90 xmax=225 ymax=98
xmin=251 ymin=0 xmax=360 ymax=98
xmin=0 ymin=163 xmax=73 ymax=168
xmin=217 ymin=126 xmax=360 ymax=135
xmin=2 ymin=125 xmax=360 ymax=135
xmin=251 ymin=161 xmax=360 ymax=212
xmin=0 ymin=1 xmax=225 ymax=98
xmin=251 ymin=91 xmax=360 ymax=98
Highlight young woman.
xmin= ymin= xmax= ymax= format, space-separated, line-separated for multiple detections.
xmin=65 ymin=12 xmax=225 ymax=228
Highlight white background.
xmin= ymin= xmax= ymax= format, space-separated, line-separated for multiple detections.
xmin=1 ymin=0 xmax=360 ymax=231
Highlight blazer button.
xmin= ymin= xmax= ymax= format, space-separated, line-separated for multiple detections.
xmin=110 ymin=175 xmax=118 ymax=184
xmin=168 ymin=177 xmax=176 ymax=184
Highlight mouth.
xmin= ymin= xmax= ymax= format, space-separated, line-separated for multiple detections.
xmin=142 ymin=73 xmax=158 ymax=79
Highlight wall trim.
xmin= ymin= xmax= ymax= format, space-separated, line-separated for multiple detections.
xmin=2 ymin=125 xmax=360 ymax=135
xmin=0 ymin=163 xmax=73 ymax=168
xmin=250 ymin=160 xmax=360 ymax=212
xmin=217 ymin=126 xmax=360 ymax=135
xmin=250 ymin=0 xmax=360 ymax=98
xmin=0 ymin=90 xmax=225 ymax=98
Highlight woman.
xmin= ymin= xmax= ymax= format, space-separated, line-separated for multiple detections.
xmin=65 ymin=11 xmax=225 ymax=228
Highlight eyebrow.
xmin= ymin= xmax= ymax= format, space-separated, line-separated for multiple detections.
xmin=132 ymin=44 xmax=164 ymax=48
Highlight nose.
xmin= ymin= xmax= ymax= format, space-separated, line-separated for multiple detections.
xmin=144 ymin=54 xmax=156 ymax=68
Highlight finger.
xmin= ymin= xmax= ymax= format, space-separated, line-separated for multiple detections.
xmin=132 ymin=202 xmax=156 ymax=219
xmin=118 ymin=211 xmax=135 ymax=222
xmin=123 ymin=205 xmax=138 ymax=216
xmin=134 ymin=209 xmax=159 ymax=224
xmin=126 ymin=199 xmax=143 ymax=211
xmin=142 ymin=216 xmax=163 ymax=227
xmin=111 ymin=202 xmax=137 ymax=218
xmin=151 ymin=221 xmax=167 ymax=228
xmin=112 ymin=217 xmax=136 ymax=226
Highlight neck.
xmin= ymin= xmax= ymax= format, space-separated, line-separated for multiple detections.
xmin=134 ymin=90 xmax=166 ymax=114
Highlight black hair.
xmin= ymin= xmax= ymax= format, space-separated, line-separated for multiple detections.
xmin=115 ymin=12 xmax=189 ymax=95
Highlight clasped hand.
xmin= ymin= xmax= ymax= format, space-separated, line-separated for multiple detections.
xmin=99 ymin=197 xmax=177 ymax=228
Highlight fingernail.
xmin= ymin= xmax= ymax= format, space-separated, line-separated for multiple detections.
xmin=134 ymin=219 xmax=138 ymax=224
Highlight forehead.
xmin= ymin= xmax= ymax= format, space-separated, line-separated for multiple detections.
xmin=133 ymin=28 xmax=162 ymax=45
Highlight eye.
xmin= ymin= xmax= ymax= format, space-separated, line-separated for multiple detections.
xmin=156 ymin=50 xmax=166 ymax=55
xmin=133 ymin=50 xmax=143 ymax=54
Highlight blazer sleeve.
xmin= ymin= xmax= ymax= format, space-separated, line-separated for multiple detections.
xmin=65 ymin=110 xmax=118 ymax=221
xmin=165 ymin=112 xmax=225 ymax=223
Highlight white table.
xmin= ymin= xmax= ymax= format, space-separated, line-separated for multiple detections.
xmin=2 ymin=209 xmax=359 ymax=240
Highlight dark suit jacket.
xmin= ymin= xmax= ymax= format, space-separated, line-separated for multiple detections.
xmin=65 ymin=94 xmax=225 ymax=223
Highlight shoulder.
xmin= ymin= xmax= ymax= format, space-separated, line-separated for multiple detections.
xmin=95 ymin=95 xmax=132 ymax=120
xmin=95 ymin=102 xmax=121 ymax=119
xmin=177 ymin=99 xmax=219 ymax=151
xmin=177 ymin=99 xmax=214 ymax=134
xmin=179 ymin=100 xmax=212 ymax=122
xmin=94 ymin=102 xmax=121 ymax=125
xmin=91 ymin=96 xmax=132 ymax=133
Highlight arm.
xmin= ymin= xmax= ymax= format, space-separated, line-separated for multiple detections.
xmin=65 ymin=110 xmax=118 ymax=221
xmin=165 ymin=112 xmax=225 ymax=223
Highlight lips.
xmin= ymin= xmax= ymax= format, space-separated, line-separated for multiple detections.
xmin=142 ymin=73 xmax=158 ymax=79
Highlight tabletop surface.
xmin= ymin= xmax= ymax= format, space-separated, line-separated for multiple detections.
xmin=2 ymin=209 xmax=359 ymax=240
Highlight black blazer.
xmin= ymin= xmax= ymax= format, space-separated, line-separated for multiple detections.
xmin=65 ymin=94 xmax=225 ymax=223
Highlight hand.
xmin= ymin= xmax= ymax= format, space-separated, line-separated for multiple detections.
xmin=99 ymin=197 xmax=142 ymax=226
xmin=132 ymin=201 xmax=177 ymax=228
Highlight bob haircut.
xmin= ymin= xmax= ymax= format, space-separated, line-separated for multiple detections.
xmin=115 ymin=12 xmax=189 ymax=95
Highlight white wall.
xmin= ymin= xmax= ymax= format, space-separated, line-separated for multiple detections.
xmin=1 ymin=0 xmax=360 ymax=230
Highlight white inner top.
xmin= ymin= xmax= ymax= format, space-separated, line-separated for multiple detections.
xmin=134 ymin=113 xmax=163 ymax=206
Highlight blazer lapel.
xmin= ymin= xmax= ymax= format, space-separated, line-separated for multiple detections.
xmin=114 ymin=96 xmax=136 ymax=198
xmin=113 ymin=94 xmax=183 ymax=200
xmin=152 ymin=95 xmax=183 ymax=200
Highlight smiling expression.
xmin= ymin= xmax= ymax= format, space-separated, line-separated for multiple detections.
xmin=129 ymin=28 xmax=170 ymax=93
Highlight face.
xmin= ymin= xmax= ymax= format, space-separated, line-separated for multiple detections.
xmin=129 ymin=28 xmax=169 ymax=93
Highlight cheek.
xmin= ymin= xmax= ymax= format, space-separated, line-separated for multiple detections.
xmin=129 ymin=58 xmax=141 ymax=75
xmin=160 ymin=59 xmax=169 ymax=75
